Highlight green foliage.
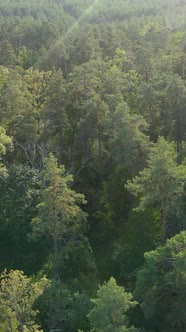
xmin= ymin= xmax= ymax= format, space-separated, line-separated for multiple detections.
xmin=38 ymin=279 xmax=92 ymax=332
xmin=88 ymin=277 xmax=138 ymax=332
xmin=0 ymin=126 xmax=12 ymax=174
xmin=135 ymin=231 xmax=186 ymax=332
xmin=126 ymin=137 xmax=186 ymax=241
xmin=0 ymin=270 xmax=48 ymax=332
xmin=0 ymin=69 xmax=36 ymax=142
xmin=1 ymin=1 xmax=186 ymax=331
xmin=31 ymin=153 xmax=87 ymax=275
xmin=0 ymin=126 xmax=12 ymax=156
xmin=113 ymin=208 xmax=161 ymax=278
xmin=0 ymin=164 xmax=43 ymax=273
xmin=43 ymin=69 xmax=70 ymax=159
xmin=110 ymin=102 xmax=151 ymax=174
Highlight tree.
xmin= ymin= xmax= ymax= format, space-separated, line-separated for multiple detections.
xmin=43 ymin=69 xmax=70 ymax=161
xmin=0 ymin=39 xmax=15 ymax=66
xmin=0 ymin=126 xmax=12 ymax=156
xmin=163 ymin=75 xmax=186 ymax=153
xmin=0 ymin=164 xmax=42 ymax=274
xmin=87 ymin=277 xmax=138 ymax=332
xmin=110 ymin=102 xmax=151 ymax=174
xmin=0 ymin=270 xmax=48 ymax=332
xmin=75 ymin=94 xmax=110 ymax=181
xmin=38 ymin=279 xmax=92 ymax=332
xmin=0 ymin=125 xmax=12 ymax=174
xmin=126 ymin=137 xmax=186 ymax=242
xmin=136 ymin=82 xmax=163 ymax=141
xmin=135 ymin=231 xmax=186 ymax=332
xmin=31 ymin=153 xmax=87 ymax=276
xmin=0 ymin=68 xmax=41 ymax=164
xmin=113 ymin=208 xmax=161 ymax=278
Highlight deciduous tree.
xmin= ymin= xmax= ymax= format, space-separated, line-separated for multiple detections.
xmin=0 ymin=270 xmax=48 ymax=332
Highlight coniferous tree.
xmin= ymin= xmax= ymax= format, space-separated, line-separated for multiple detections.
xmin=87 ymin=277 xmax=138 ymax=332
xmin=126 ymin=137 xmax=186 ymax=242
xmin=31 ymin=153 xmax=87 ymax=276
xmin=135 ymin=231 xmax=186 ymax=332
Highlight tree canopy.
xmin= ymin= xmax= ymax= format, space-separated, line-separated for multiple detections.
xmin=0 ymin=1 xmax=186 ymax=331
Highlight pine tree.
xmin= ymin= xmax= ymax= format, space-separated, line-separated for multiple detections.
xmin=31 ymin=153 xmax=87 ymax=276
xmin=126 ymin=137 xmax=186 ymax=242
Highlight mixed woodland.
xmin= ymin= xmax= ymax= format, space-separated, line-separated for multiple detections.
xmin=0 ymin=0 xmax=186 ymax=331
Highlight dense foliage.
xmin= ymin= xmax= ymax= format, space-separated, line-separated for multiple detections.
xmin=135 ymin=231 xmax=186 ymax=331
xmin=0 ymin=0 xmax=186 ymax=331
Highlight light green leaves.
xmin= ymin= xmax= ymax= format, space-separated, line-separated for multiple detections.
xmin=126 ymin=137 xmax=186 ymax=240
xmin=88 ymin=277 xmax=138 ymax=332
xmin=0 ymin=270 xmax=48 ymax=332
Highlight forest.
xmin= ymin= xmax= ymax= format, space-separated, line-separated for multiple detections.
xmin=0 ymin=0 xmax=186 ymax=331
